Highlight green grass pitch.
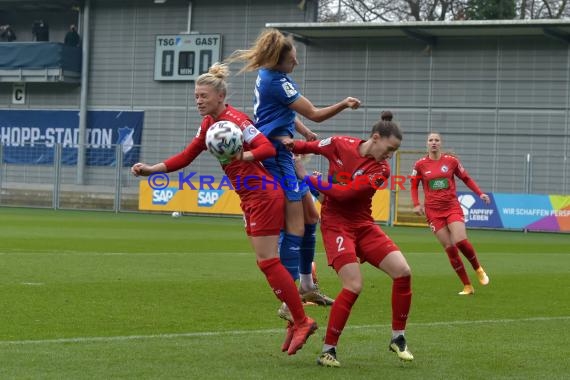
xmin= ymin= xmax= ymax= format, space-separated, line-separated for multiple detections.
xmin=0 ymin=208 xmax=569 ymax=379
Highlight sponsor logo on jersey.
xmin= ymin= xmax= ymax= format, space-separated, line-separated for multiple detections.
xmin=319 ymin=137 xmax=332 ymax=147
xmin=282 ymin=82 xmax=297 ymax=97
xmin=429 ymin=178 xmax=449 ymax=190
xmin=370 ymin=172 xmax=386 ymax=187
xmin=352 ymin=169 xmax=364 ymax=180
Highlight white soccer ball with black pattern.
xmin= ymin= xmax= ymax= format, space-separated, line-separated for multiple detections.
xmin=205 ymin=121 xmax=244 ymax=162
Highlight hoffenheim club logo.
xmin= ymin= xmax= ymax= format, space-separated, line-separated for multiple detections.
xmin=117 ymin=127 xmax=135 ymax=154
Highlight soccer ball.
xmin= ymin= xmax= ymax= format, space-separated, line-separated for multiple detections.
xmin=205 ymin=121 xmax=244 ymax=162
xmin=171 ymin=211 xmax=180 ymax=218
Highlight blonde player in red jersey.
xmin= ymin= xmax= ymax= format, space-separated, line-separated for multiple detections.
xmin=283 ymin=111 xmax=414 ymax=367
xmin=131 ymin=63 xmax=317 ymax=355
xmin=411 ymin=132 xmax=491 ymax=295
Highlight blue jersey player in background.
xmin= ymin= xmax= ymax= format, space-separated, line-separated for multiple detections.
xmin=229 ymin=28 xmax=360 ymax=338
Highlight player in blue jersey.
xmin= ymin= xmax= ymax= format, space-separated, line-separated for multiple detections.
xmin=228 ymin=29 xmax=361 ymax=330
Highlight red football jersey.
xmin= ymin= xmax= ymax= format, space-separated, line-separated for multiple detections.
xmin=163 ymin=105 xmax=276 ymax=202
xmin=411 ymin=154 xmax=482 ymax=209
xmin=293 ymin=136 xmax=391 ymax=224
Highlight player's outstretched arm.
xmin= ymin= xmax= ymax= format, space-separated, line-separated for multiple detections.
xmin=131 ymin=162 xmax=167 ymax=177
xmin=290 ymin=95 xmax=360 ymax=123
xmin=305 ymin=175 xmax=376 ymax=202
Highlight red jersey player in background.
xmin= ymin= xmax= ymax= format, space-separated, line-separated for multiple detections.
xmin=131 ymin=63 xmax=317 ymax=356
xmin=283 ymin=111 xmax=414 ymax=367
xmin=410 ymin=132 xmax=491 ymax=295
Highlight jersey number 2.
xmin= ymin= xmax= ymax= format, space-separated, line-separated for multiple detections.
xmin=336 ymin=236 xmax=346 ymax=253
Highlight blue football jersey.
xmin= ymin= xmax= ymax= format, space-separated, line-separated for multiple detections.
xmin=253 ymin=68 xmax=301 ymax=137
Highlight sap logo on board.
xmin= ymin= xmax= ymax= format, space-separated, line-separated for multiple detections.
xmin=152 ymin=187 xmax=178 ymax=205
xmin=197 ymin=190 xmax=224 ymax=207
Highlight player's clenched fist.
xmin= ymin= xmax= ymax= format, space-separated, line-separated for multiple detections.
xmin=344 ymin=97 xmax=361 ymax=110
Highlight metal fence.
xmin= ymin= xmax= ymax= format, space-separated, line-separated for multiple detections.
xmin=0 ymin=142 xmax=225 ymax=212
xmin=392 ymin=150 xmax=569 ymax=226
xmin=1 ymin=144 xmax=567 ymax=219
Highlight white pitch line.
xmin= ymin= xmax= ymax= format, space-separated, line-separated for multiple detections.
xmin=351 ymin=315 xmax=570 ymax=330
xmin=1 ymin=316 xmax=568 ymax=346
xmin=0 ymin=250 xmax=252 ymax=256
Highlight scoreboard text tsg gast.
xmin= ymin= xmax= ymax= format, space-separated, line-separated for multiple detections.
xmin=154 ymin=34 xmax=222 ymax=81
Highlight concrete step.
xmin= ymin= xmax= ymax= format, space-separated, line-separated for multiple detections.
xmin=0 ymin=188 xmax=138 ymax=211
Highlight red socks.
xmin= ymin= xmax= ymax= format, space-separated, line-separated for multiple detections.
xmin=456 ymin=239 xmax=481 ymax=270
xmin=323 ymin=277 xmax=412 ymax=345
xmin=324 ymin=288 xmax=359 ymax=346
xmin=392 ymin=275 xmax=412 ymax=331
xmin=257 ymin=258 xmax=305 ymax=324
xmin=445 ymin=246 xmax=471 ymax=285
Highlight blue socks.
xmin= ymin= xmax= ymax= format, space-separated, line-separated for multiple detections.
xmin=279 ymin=231 xmax=302 ymax=281
xmin=300 ymin=223 xmax=317 ymax=275
xmin=278 ymin=223 xmax=317 ymax=282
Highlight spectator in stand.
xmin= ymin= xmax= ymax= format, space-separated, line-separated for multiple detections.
xmin=32 ymin=20 xmax=49 ymax=42
xmin=64 ymin=24 xmax=80 ymax=47
xmin=0 ymin=24 xmax=16 ymax=42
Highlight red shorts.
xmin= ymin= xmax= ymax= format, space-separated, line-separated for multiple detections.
xmin=242 ymin=192 xmax=284 ymax=237
xmin=320 ymin=218 xmax=400 ymax=272
xmin=425 ymin=204 xmax=465 ymax=233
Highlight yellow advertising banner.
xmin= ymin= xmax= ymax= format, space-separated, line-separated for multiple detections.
xmin=139 ymin=181 xmax=242 ymax=214
xmin=138 ymin=181 xmax=390 ymax=222
xmin=371 ymin=190 xmax=390 ymax=222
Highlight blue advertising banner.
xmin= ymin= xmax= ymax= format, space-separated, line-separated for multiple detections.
xmin=457 ymin=191 xmax=570 ymax=232
xmin=0 ymin=110 xmax=144 ymax=166
xmin=457 ymin=191 xmax=503 ymax=228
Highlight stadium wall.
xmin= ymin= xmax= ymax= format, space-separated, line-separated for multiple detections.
xmin=0 ymin=2 xmax=568 ymax=218
xmin=290 ymin=35 xmax=570 ymax=197
xmin=0 ymin=0 xmax=316 ymax=208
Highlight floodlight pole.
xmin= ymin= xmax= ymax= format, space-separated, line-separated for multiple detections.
xmin=186 ymin=1 xmax=193 ymax=34
xmin=77 ymin=0 xmax=91 ymax=184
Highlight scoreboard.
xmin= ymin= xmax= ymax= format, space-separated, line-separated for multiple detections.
xmin=154 ymin=34 xmax=222 ymax=81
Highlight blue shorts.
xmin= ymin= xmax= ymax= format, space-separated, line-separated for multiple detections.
xmin=262 ymin=139 xmax=309 ymax=202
